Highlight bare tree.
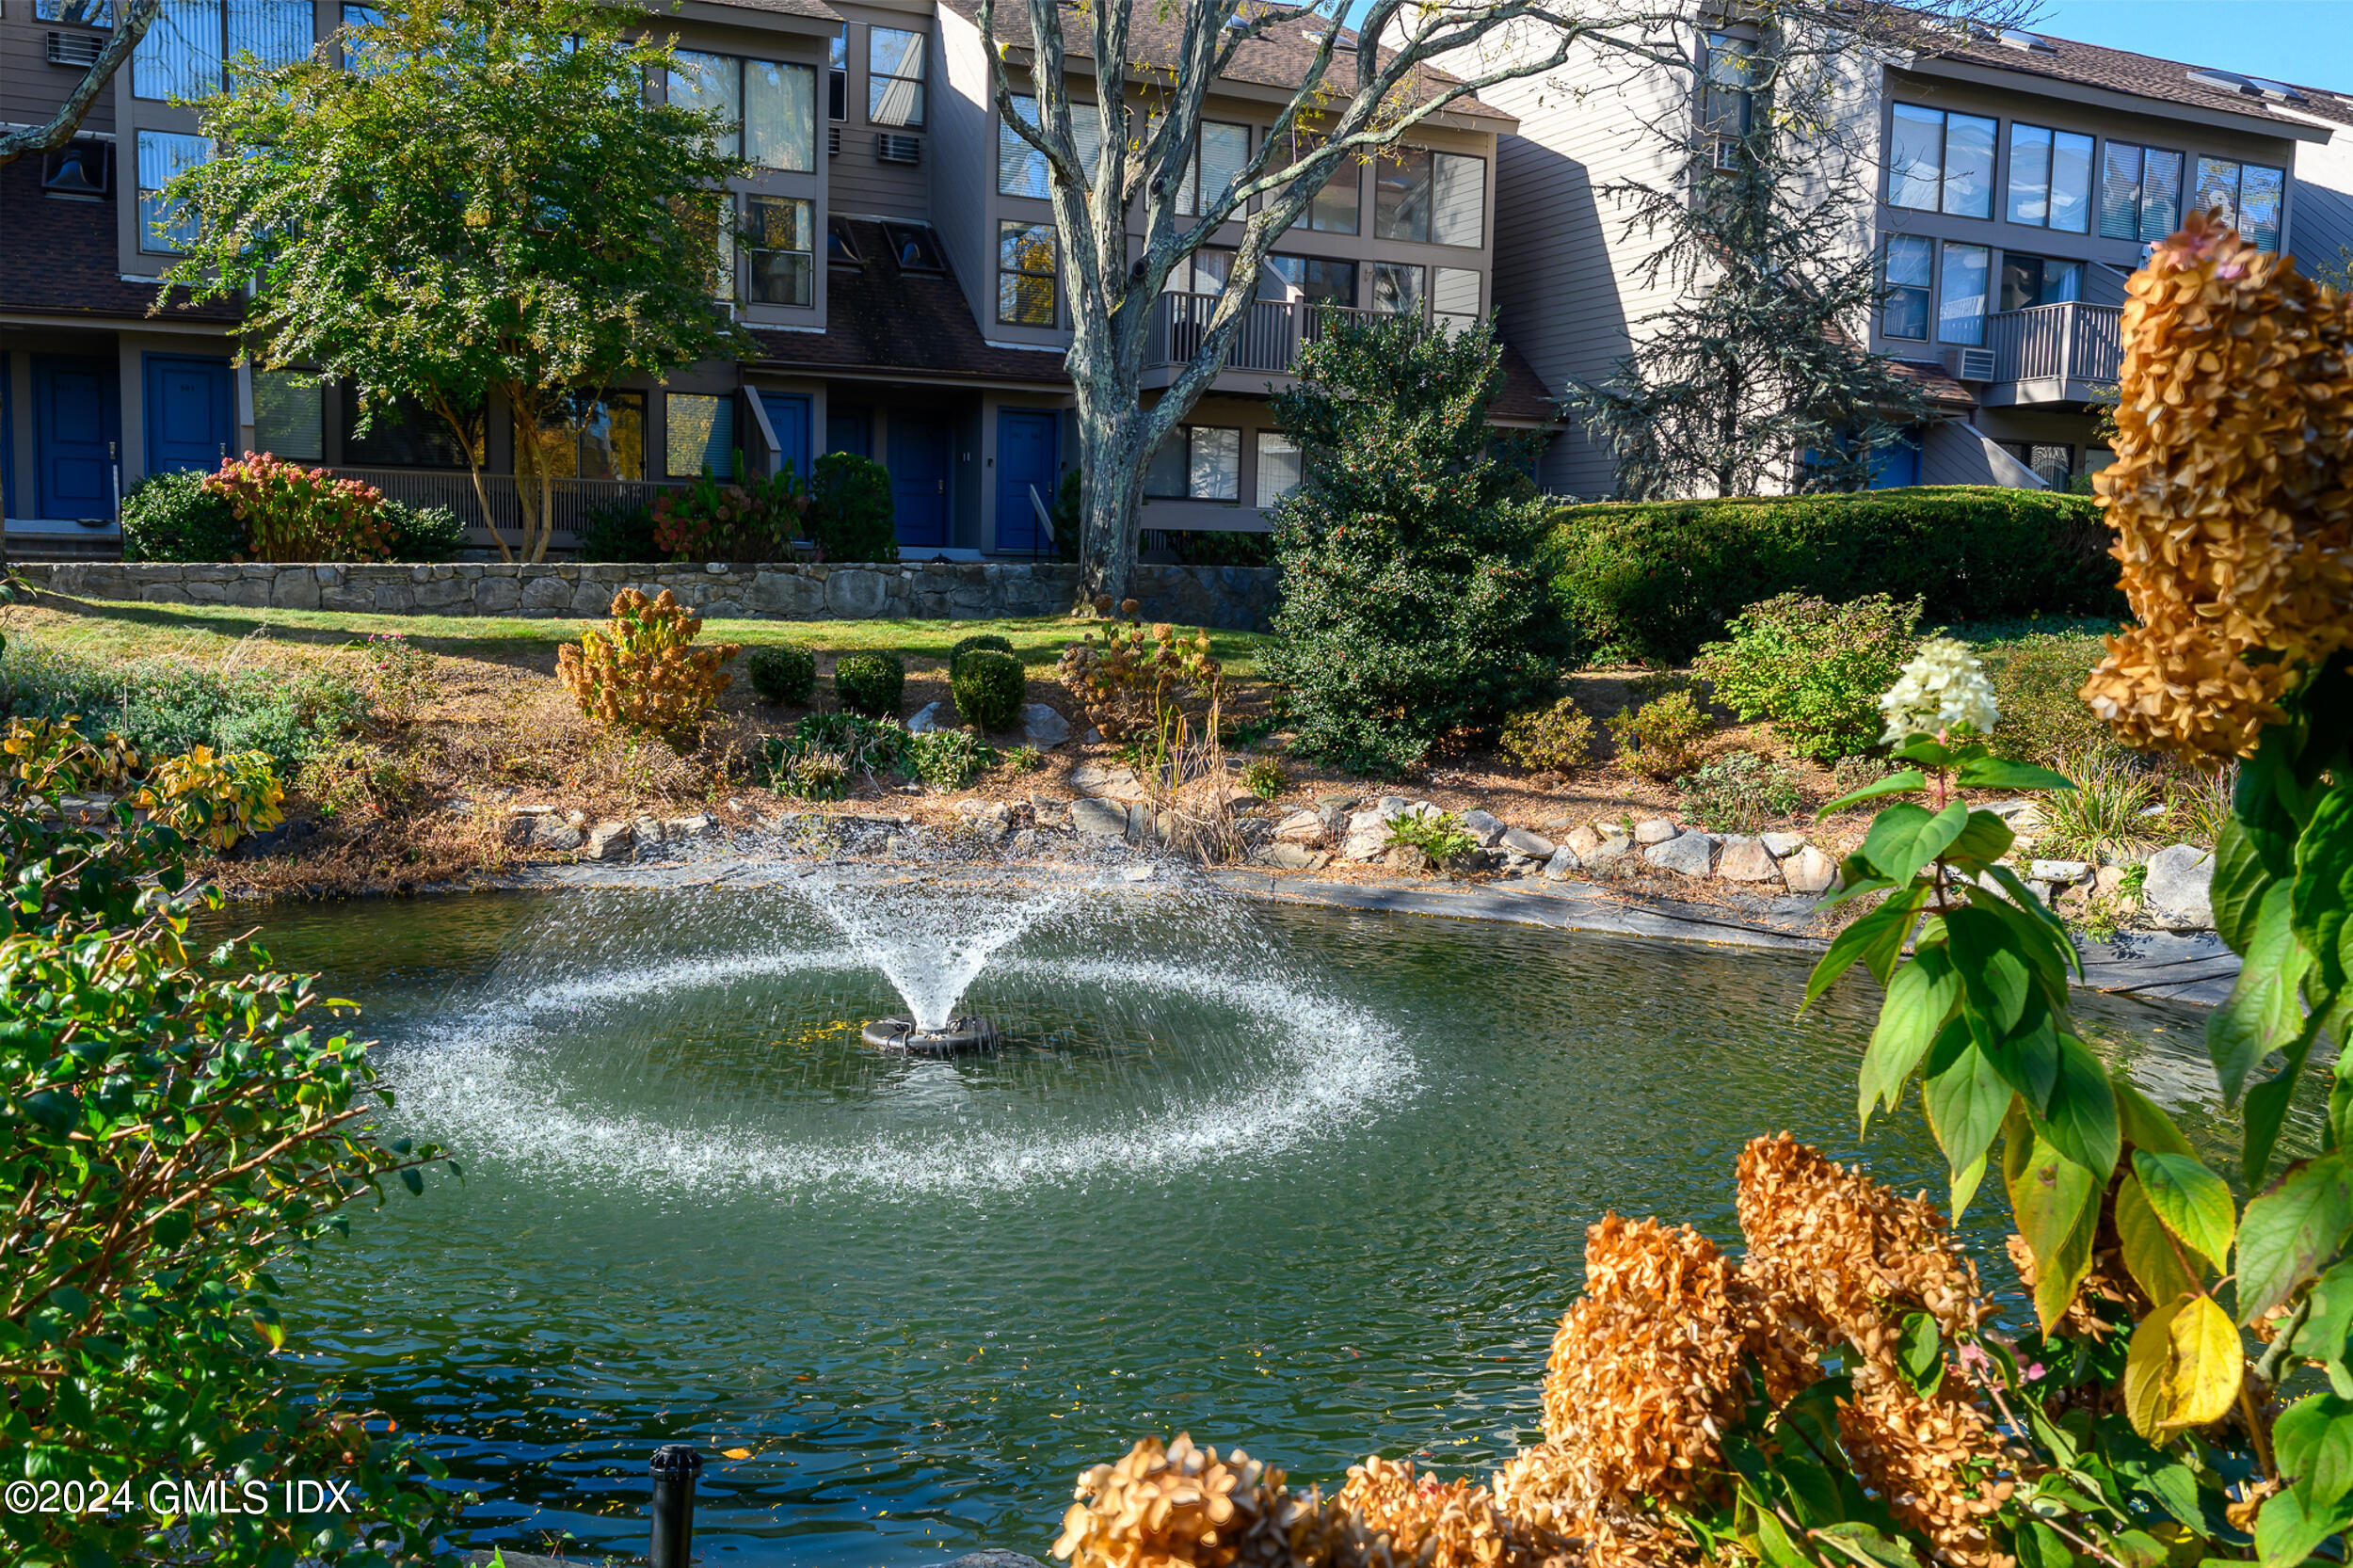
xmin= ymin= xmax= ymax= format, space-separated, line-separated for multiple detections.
xmin=0 ymin=0 xmax=164 ymax=167
xmin=976 ymin=0 xmax=1690 ymax=600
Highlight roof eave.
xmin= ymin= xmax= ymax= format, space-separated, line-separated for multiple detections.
xmin=1900 ymin=56 xmax=2333 ymax=144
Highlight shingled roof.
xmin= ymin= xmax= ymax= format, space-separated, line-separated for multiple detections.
xmin=1918 ymin=24 xmax=2353 ymax=134
xmin=0 ymin=154 xmax=240 ymax=326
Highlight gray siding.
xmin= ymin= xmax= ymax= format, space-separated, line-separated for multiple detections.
xmin=829 ymin=3 xmax=936 ymax=222
xmin=1923 ymin=423 xmax=2044 ymax=488
xmin=2 ymin=13 xmax=113 ymax=135
xmin=2289 ymin=119 xmax=2353 ymax=281
xmin=931 ymin=5 xmax=992 ymax=331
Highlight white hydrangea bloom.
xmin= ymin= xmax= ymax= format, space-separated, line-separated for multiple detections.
xmin=1879 ymin=637 xmax=1999 ymax=745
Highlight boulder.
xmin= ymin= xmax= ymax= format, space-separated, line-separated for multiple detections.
xmin=529 ymin=817 xmax=583 ymax=853
xmin=1273 ymin=809 xmax=1325 ymax=844
xmin=1542 ymin=844 xmax=1581 ymax=880
xmin=1583 ymin=835 xmax=1637 ymax=875
xmin=1022 ymin=703 xmax=1072 ymax=748
xmin=1376 ymin=795 xmax=1411 ymax=820
xmin=1717 ymin=836 xmax=1782 ymax=884
xmin=1252 ymin=841 xmax=1329 ymax=872
xmin=1760 ymin=831 xmax=1808 ymax=858
xmin=1644 ymin=830 xmax=1714 ymax=878
xmin=2031 ymin=858 xmax=2092 ymax=885
xmin=2093 ymin=865 xmax=2126 ymax=899
xmin=1031 ymin=798 xmax=1069 ymax=830
xmin=2142 ymin=843 xmax=2216 ymax=932
xmin=1782 ymin=845 xmax=1839 ymax=895
xmin=1338 ymin=810 xmax=1391 ymax=861
xmin=1069 ymin=798 xmax=1128 ymax=838
xmin=1070 ymin=763 xmax=1143 ymax=801
xmin=584 ymin=821 xmax=632 ymax=862
xmin=907 ymin=702 xmax=945 ymax=733
xmin=1498 ymin=826 xmax=1557 ymax=861
xmin=1460 ymin=809 xmax=1508 ymax=848
xmin=664 ymin=813 xmax=714 ymax=842
xmin=1634 ymin=818 xmax=1679 ymax=845
xmin=1564 ymin=824 xmax=1603 ymax=860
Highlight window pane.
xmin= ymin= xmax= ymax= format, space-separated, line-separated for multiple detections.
xmin=2195 ymin=156 xmax=2239 ymax=230
xmin=1887 ymin=104 xmax=1943 ymax=210
xmin=2099 ymin=142 xmax=2142 ymax=239
xmin=1432 ymin=152 xmax=1483 ymax=247
xmin=1884 ymin=233 xmax=1932 ymax=288
xmin=1882 ymin=235 xmax=1931 ymax=340
xmin=1188 ymin=427 xmax=1239 ymax=500
xmin=1071 ymin=102 xmax=1103 ymax=180
xmin=1370 ymin=263 xmax=1423 ymax=317
xmin=670 ymin=51 xmax=742 ymax=158
xmin=1374 ymin=147 xmax=1432 ymax=242
xmin=1293 ymin=133 xmax=1357 ymax=234
xmin=1433 ymin=265 xmax=1480 ymax=322
xmin=869 ymin=26 xmax=924 ymax=126
xmin=38 ymin=1 xmax=117 ymax=22
xmin=2045 ymin=261 xmax=2083 ymax=305
xmin=745 ymin=59 xmax=814 ymax=171
xmin=136 ymin=0 xmax=224 ymax=100
xmin=1704 ymin=33 xmax=1753 ymax=138
xmin=1939 ymin=241 xmax=1989 ymax=344
xmin=252 ymin=371 xmax=322 ymax=461
xmin=1194 ymin=121 xmax=1248 ymax=216
xmin=226 ymin=0 xmax=308 ymax=72
xmin=2007 ymin=123 xmax=2052 ymax=225
xmin=828 ymin=31 xmax=845 ymax=120
xmin=2049 ymin=131 xmax=2092 ymax=232
xmin=578 ymin=393 xmax=645 ymax=481
xmin=666 ymin=393 xmax=734 ymax=479
xmin=1000 ymin=95 xmax=1049 ymax=197
xmin=1257 ymin=432 xmax=1302 ymax=501
xmin=136 ymin=129 xmax=209 ymax=250
xmin=1144 ymin=428 xmax=1187 ymax=498
xmin=2240 ymin=164 xmax=2284 ymax=252
xmin=2140 ymin=150 xmax=2183 ymax=242
xmin=998 ymin=219 xmax=1055 ymax=326
xmin=1943 ymin=113 xmax=1995 ymax=217
xmin=747 ymin=196 xmax=813 ymax=307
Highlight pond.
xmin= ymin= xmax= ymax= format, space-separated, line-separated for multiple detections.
xmin=251 ymin=879 xmax=2274 ymax=1567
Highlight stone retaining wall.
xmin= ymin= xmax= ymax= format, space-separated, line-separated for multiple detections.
xmin=20 ymin=560 xmax=1281 ymax=632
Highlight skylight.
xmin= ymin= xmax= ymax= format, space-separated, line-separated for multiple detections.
xmin=1996 ymin=28 xmax=2056 ymax=55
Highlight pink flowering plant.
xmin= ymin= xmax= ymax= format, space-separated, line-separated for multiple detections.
xmin=203 ymin=452 xmax=392 ymax=562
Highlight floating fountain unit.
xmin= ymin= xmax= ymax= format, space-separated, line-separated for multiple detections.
xmin=861 ymin=1016 xmax=1003 ymax=1055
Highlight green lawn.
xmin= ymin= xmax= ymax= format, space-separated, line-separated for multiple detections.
xmin=14 ymin=599 xmax=1274 ymax=677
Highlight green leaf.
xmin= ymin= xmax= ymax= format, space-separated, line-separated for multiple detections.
xmin=2034 ymin=1033 xmax=2121 ymax=1178
xmin=2208 ymin=881 xmax=2313 ymax=1107
xmin=1896 ymin=1311 xmax=1945 ymax=1395
xmin=1977 ymin=863 xmax=2082 ymax=973
xmin=1816 ymin=769 xmax=1928 ymax=819
xmin=2212 ymin=818 xmax=2278 ymax=957
xmin=2133 ymin=1150 xmax=2237 ymax=1275
xmin=1803 ymin=886 xmax=1926 ymax=1008
xmin=1890 ymin=737 xmax=1959 ymax=769
xmin=2114 ymin=1081 xmax=2198 ymax=1159
xmin=2117 ymin=1174 xmax=2203 ymax=1304
xmin=1864 ymin=800 xmax=1970 ymax=886
xmin=1990 ymin=1009 xmax=2062 ymax=1114
xmin=1860 ymin=949 xmax=1962 ymax=1128
xmin=2246 ymin=1015 xmax=2325 ymax=1191
xmin=1944 ymin=810 xmax=2017 ymax=867
xmin=2291 ymin=1259 xmax=2353 ymax=1370
xmin=1923 ymin=1041 xmax=2013 ymax=1218
xmin=2239 ymin=742 xmax=2305 ymax=877
xmin=1955 ymin=757 xmax=2075 ymax=792
xmin=2274 ymin=1394 xmax=2353 ymax=1512
xmin=2007 ymin=1114 xmax=2104 ymax=1334
xmin=2293 ymin=786 xmax=2353 ymax=998
xmin=2237 ymin=1150 xmax=2353 ymax=1325
xmin=2254 ymin=1487 xmax=2353 ymax=1568
xmin=1811 ymin=1523 xmax=1925 ymax=1568
xmin=1943 ymin=905 xmax=2031 ymax=1030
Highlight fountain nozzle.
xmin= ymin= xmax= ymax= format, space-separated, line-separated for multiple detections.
xmin=862 ymin=1016 xmax=1002 ymax=1055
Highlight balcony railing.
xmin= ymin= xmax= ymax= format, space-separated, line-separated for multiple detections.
xmin=329 ymin=468 xmax=685 ymax=544
xmin=1986 ymin=301 xmax=2124 ymax=391
xmin=1144 ymin=293 xmax=1388 ymax=376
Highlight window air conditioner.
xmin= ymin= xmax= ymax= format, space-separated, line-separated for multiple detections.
xmin=828 ymin=126 xmax=841 ymax=156
xmin=875 ymin=133 xmax=921 ymax=166
xmin=1957 ymin=347 xmax=1996 ymax=381
xmin=48 ymin=31 xmax=106 ymax=68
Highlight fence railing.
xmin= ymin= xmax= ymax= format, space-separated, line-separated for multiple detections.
xmin=330 ymin=468 xmax=686 ymax=542
xmin=1986 ymin=302 xmax=2124 ymax=390
xmin=1143 ymin=294 xmax=1390 ymax=375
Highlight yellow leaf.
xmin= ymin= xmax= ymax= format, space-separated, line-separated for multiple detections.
xmin=722 ymin=1447 xmax=753 ymax=1460
xmin=2162 ymin=1294 xmax=2243 ymax=1429
xmin=2118 ymin=1174 xmax=2202 ymax=1304
xmin=2124 ymin=1294 xmax=2186 ymax=1441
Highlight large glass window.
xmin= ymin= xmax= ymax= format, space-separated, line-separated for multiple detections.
xmin=135 ymin=0 xmax=309 ymax=99
xmin=1703 ymin=32 xmax=1754 ymax=166
xmin=1371 ymin=149 xmax=1484 ymax=247
xmin=1257 ymin=431 xmax=1302 ymax=501
xmin=1881 ymin=234 xmax=1931 ymax=340
xmin=669 ymin=50 xmax=744 ymax=155
xmin=1886 ymin=103 xmax=1994 ymax=218
xmin=869 ymin=25 xmax=924 ymax=128
xmin=1938 ymin=240 xmax=1991 ymax=344
xmin=2006 ymin=123 xmax=2092 ymax=232
xmin=343 ymin=393 xmax=481 ymax=469
xmin=746 ymin=195 xmax=814 ymax=307
xmin=1163 ymin=248 xmax=1235 ymax=295
xmin=666 ymin=392 xmax=734 ymax=479
xmin=998 ymin=220 xmax=1056 ymax=326
xmin=37 ymin=1 xmax=115 ymax=23
xmin=1432 ymin=153 xmax=1483 ymax=246
xmin=136 ymin=130 xmax=208 ymax=251
xmin=2193 ymin=156 xmax=2284 ymax=252
xmin=1180 ymin=121 xmax=1250 ymax=216
xmin=1375 ymin=148 xmax=1433 ymax=241
xmin=1432 ymin=266 xmax=1481 ymax=333
xmin=1258 ymin=254 xmax=1355 ymax=307
xmin=1999 ymin=253 xmax=2084 ymax=312
xmin=2099 ymin=142 xmax=2185 ymax=243
xmin=522 ymin=392 xmax=647 ymax=481
xmin=744 ymin=59 xmax=816 ymax=171
xmin=252 ymin=371 xmax=322 ymax=461
xmin=999 ymin=95 xmax=1102 ymax=197
xmin=1287 ymin=130 xmax=1357 ymax=234
xmin=1145 ymin=426 xmax=1240 ymax=500
xmin=1370 ymin=263 xmax=1424 ymax=318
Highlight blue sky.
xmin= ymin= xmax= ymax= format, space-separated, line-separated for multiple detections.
xmin=2017 ymin=1 xmax=2353 ymax=89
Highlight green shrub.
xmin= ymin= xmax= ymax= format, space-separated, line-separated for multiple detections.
xmin=746 ymin=645 xmax=817 ymax=706
xmin=1264 ymin=314 xmax=1567 ymax=775
xmin=1552 ymin=487 xmax=2125 ymax=663
xmin=1241 ymin=755 xmax=1288 ymax=799
xmin=756 ymin=735 xmax=850 ymax=800
xmin=652 ymin=467 xmax=806 ymax=562
xmin=1006 ymin=744 xmax=1043 ymax=773
xmin=2036 ymin=748 xmax=2160 ymax=862
xmin=951 ymin=632 xmax=1016 ymax=676
xmin=1607 ymin=689 xmax=1712 ymax=777
xmin=1385 ymin=809 xmax=1478 ymax=866
xmin=833 ymin=649 xmax=904 ymax=717
xmin=1048 ymin=470 xmax=1082 ymax=563
xmin=908 ymin=728 xmax=991 ymax=790
xmin=807 ymin=452 xmax=899 ymax=563
xmin=793 ymin=711 xmax=908 ymax=775
xmin=1499 ymin=696 xmax=1597 ymax=776
xmin=1675 ymin=750 xmax=1803 ymax=834
xmin=577 ymin=499 xmax=662 ymax=562
xmin=4 ymin=644 xmax=364 ymax=777
xmin=383 ymin=500 xmax=467 ymax=562
xmin=1692 ymin=593 xmax=1924 ymax=762
xmin=1980 ymin=632 xmax=2115 ymax=765
xmin=952 ymin=648 xmax=1025 ymax=730
xmin=119 ymin=469 xmax=243 ymax=561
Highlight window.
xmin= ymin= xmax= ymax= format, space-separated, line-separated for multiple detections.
xmin=744 ymin=59 xmax=816 ymax=171
xmin=1163 ymin=248 xmax=1234 ymax=295
xmin=2100 ymin=142 xmax=2185 ymax=243
xmin=668 ymin=51 xmax=743 ymax=154
xmin=999 ymin=94 xmax=1103 ymax=198
xmin=746 ymin=195 xmax=814 ymax=307
xmin=869 ymin=25 xmax=924 ymax=127
xmin=135 ymin=0 xmax=310 ymax=99
xmin=343 ymin=393 xmax=480 ymax=469
xmin=1887 ymin=103 xmax=1995 ymax=217
xmin=1432 ymin=153 xmax=1483 ymax=246
xmin=2193 ymin=156 xmax=2284 ymax=252
xmin=1998 ymin=253 xmax=2084 ymax=312
xmin=1370 ymin=262 xmax=1424 ymax=317
xmin=666 ymin=392 xmax=734 ymax=479
xmin=1371 ymin=149 xmax=1485 ymax=246
xmin=998 ymin=219 xmax=1056 ymax=326
xmin=37 ymin=0 xmax=113 ymax=24
xmin=1257 ymin=431 xmax=1303 ymax=501
xmin=669 ymin=194 xmax=731 ymax=298
xmin=1145 ymin=426 xmax=1241 ymax=500
xmin=2006 ymin=123 xmax=2092 ymax=232
xmin=1881 ymin=235 xmax=1931 ymax=340
xmin=1938 ymin=240 xmax=1990 ymax=344
xmin=1703 ymin=32 xmax=1754 ymax=166
xmin=252 ymin=371 xmax=322 ymax=461
xmin=1432 ymin=266 xmax=1481 ymax=334
xmin=521 ymin=392 xmax=647 ymax=481
xmin=828 ymin=31 xmax=846 ymax=120
xmin=1287 ymin=130 xmax=1357 ymax=234
xmin=136 ymin=130 xmax=208 ymax=252
xmin=1375 ymin=148 xmax=1432 ymax=241
xmin=1257 ymin=254 xmax=1355 ymax=307
xmin=826 ymin=215 xmax=860 ymax=265
xmin=1179 ymin=121 xmax=1250 ymax=217
xmin=1999 ymin=440 xmax=2072 ymax=489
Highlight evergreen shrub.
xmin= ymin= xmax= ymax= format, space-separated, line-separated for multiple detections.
xmin=119 ymin=470 xmax=244 ymax=562
xmin=1607 ymin=690 xmax=1712 ymax=777
xmin=383 ymin=501 xmax=467 ymax=562
xmin=1552 ymin=487 xmax=2124 ymax=662
xmin=1980 ymin=631 xmax=2117 ymax=765
xmin=951 ymin=648 xmax=1025 ymax=730
xmin=1498 ymin=696 xmax=1597 ymax=776
xmin=746 ymin=645 xmax=816 ymax=706
xmin=807 ymin=453 xmax=898 ymax=562
xmin=1692 ymin=593 xmax=1923 ymax=762
xmin=576 ymin=499 xmax=662 ymax=562
xmin=951 ymin=632 xmax=1016 ymax=676
xmin=834 ymin=649 xmax=904 ymax=716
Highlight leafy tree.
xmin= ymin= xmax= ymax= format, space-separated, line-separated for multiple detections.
xmin=1263 ymin=314 xmax=1565 ymax=776
xmin=157 ymin=0 xmax=750 ymax=563
xmin=0 ymin=0 xmax=163 ymax=168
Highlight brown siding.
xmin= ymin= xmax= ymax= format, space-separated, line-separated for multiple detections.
xmin=2 ymin=12 xmax=115 ymax=135
xmin=828 ymin=3 xmax=935 ymax=221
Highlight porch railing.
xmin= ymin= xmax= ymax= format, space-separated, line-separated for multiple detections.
xmin=1143 ymin=294 xmax=1388 ymax=375
xmin=1986 ymin=302 xmax=2124 ymax=389
xmin=330 ymin=468 xmax=686 ymax=542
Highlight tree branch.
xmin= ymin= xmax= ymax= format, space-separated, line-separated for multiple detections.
xmin=0 ymin=0 xmax=166 ymax=168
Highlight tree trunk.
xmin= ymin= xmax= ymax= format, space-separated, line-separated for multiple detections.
xmin=1067 ymin=317 xmax=1175 ymax=605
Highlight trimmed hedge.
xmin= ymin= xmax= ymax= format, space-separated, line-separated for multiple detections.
xmin=951 ymin=648 xmax=1025 ymax=730
xmin=746 ymin=645 xmax=816 ymax=706
xmin=834 ymin=649 xmax=904 ymax=717
xmin=1551 ymin=486 xmax=2124 ymax=662
xmin=950 ymin=633 xmax=1015 ymax=677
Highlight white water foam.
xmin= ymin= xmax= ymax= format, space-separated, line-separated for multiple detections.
xmin=375 ymin=948 xmax=1414 ymax=1200
xmin=787 ymin=873 xmax=1074 ymax=1031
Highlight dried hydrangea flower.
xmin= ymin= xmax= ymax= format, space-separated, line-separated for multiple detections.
xmin=1877 ymin=637 xmax=1999 ymax=746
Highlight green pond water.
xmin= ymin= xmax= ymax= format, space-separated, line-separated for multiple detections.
xmin=248 ymin=881 xmax=2281 ymax=1567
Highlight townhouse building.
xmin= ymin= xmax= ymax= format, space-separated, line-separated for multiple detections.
xmin=1471 ymin=13 xmax=2353 ymax=500
xmin=0 ymin=0 xmax=1549 ymax=560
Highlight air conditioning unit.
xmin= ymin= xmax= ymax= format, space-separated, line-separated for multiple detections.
xmin=47 ymin=30 xmax=105 ymax=68
xmin=1957 ymin=347 xmax=1997 ymax=381
xmin=827 ymin=125 xmax=841 ymax=156
xmin=875 ymin=133 xmax=921 ymax=166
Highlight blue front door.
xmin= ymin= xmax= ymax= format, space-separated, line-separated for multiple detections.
xmin=888 ymin=413 xmax=949 ymax=548
xmin=142 ymin=354 xmax=234 ymax=477
xmin=760 ymin=392 xmax=811 ymax=480
xmin=32 ymin=356 xmax=120 ymax=520
xmin=995 ymin=408 xmax=1058 ymax=553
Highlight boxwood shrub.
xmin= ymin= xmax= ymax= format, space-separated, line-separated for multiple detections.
xmin=120 ymin=471 xmax=243 ymax=562
xmin=746 ymin=645 xmax=816 ymax=706
xmin=950 ymin=633 xmax=1016 ymax=677
xmin=833 ymin=649 xmax=904 ymax=717
xmin=1551 ymin=486 xmax=2124 ymax=662
xmin=951 ymin=648 xmax=1025 ymax=730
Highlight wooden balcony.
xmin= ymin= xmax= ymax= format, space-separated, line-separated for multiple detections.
xmin=330 ymin=468 xmax=685 ymax=552
xmin=1982 ymin=302 xmax=2124 ymax=407
xmin=1142 ymin=293 xmax=1386 ymax=383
